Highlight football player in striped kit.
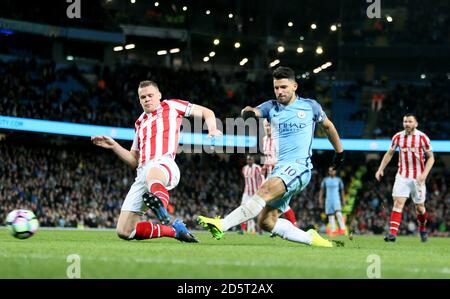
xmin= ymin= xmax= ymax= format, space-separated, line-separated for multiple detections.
xmin=375 ymin=113 xmax=435 ymax=242
xmin=92 ymin=80 xmax=222 ymax=242
xmin=240 ymin=155 xmax=264 ymax=234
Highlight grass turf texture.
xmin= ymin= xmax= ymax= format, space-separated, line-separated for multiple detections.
xmin=1 ymin=228 xmax=449 ymax=278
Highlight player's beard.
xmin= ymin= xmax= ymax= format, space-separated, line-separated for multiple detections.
xmin=404 ymin=126 xmax=415 ymax=134
xmin=277 ymin=93 xmax=294 ymax=105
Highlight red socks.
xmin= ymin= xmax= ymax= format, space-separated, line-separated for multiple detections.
xmin=389 ymin=209 xmax=428 ymax=236
xmin=283 ymin=208 xmax=297 ymax=226
xmin=131 ymin=181 xmax=174 ymax=240
xmin=150 ymin=182 xmax=170 ymax=208
xmin=417 ymin=212 xmax=428 ymax=232
xmin=134 ymin=222 xmax=175 ymax=240
xmin=389 ymin=210 xmax=402 ymax=236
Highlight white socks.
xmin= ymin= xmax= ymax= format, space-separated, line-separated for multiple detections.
xmin=220 ymin=194 xmax=312 ymax=245
xmin=328 ymin=215 xmax=336 ymax=232
xmin=336 ymin=211 xmax=345 ymax=229
xmin=221 ymin=195 xmax=266 ymax=231
xmin=271 ymin=218 xmax=312 ymax=245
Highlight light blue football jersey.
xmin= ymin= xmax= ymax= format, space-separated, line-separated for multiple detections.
xmin=321 ymin=176 xmax=344 ymax=214
xmin=256 ymin=95 xmax=327 ymax=169
xmin=321 ymin=177 xmax=344 ymax=202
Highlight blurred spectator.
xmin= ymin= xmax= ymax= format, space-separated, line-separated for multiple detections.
xmin=371 ymin=91 xmax=385 ymax=112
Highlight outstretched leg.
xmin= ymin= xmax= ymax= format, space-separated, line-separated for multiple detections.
xmin=259 ymin=206 xmax=333 ymax=247
xmin=197 ymin=176 xmax=335 ymax=247
xmin=198 ymin=177 xmax=285 ymax=239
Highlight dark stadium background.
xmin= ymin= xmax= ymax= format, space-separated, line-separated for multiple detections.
xmin=1 ymin=0 xmax=449 ymax=238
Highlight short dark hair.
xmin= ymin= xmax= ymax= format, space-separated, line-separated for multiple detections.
xmin=403 ymin=113 xmax=417 ymax=121
xmin=138 ymin=80 xmax=159 ymax=90
xmin=272 ymin=66 xmax=296 ymax=81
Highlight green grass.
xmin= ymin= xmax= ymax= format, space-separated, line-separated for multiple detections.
xmin=1 ymin=228 xmax=449 ymax=278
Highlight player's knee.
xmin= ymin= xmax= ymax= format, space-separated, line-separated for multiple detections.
xmin=393 ymin=200 xmax=405 ymax=210
xmin=116 ymin=227 xmax=132 ymax=240
xmin=258 ymin=216 xmax=275 ymax=232
xmin=146 ymin=168 xmax=168 ymax=187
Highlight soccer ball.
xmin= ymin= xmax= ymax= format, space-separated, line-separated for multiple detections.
xmin=6 ymin=209 xmax=39 ymax=239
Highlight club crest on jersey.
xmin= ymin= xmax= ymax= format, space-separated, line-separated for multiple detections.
xmin=297 ymin=111 xmax=306 ymax=119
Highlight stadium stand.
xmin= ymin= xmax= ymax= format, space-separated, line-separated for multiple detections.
xmin=2 ymin=58 xmax=449 ymax=139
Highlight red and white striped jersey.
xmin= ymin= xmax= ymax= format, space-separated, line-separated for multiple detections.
xmin=390 ymin=129 xmax=432 ymax=179
xmin=242 ymin=164 xmax=264 ymax=196
xmin=131 ymin=99 xmax=193 ymax=167
xmin=262 ymin=135 xmax=277 ymax=175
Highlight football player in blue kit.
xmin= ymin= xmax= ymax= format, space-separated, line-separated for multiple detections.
xmin=198 ymin=67 xmax=345 ymax=247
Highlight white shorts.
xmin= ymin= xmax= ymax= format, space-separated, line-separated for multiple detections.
xmin=392 ymin=173 xmax=426 ymax=204
xmin=121 ymin=156 xmax=180 ymax=214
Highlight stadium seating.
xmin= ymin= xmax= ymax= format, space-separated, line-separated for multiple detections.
xmin=2 ymin=57 xmax=448 ymax=139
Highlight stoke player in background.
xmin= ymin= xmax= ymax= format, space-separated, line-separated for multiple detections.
xmin=375 ymin=113 xmax=435 ymax=242
xmin=262 ymin=119 xmax=298 ymax=227
xmin=92 ymin=80 xmax=222 ymax=242
xmin=240 ymin=155 xmax=264 ymax=234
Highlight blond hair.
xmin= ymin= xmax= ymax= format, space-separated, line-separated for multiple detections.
xmin=138 ymin=80 xmax=159 ymax=90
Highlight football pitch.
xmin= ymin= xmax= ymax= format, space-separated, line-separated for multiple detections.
xmin=1 ymin=228 xmax=449 ymax=279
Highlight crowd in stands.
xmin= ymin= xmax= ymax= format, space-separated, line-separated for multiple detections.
xmin=0 ymin=141 xmax=246 ymax=229
xmin=3 ymin=58 xmax=449 ymax=140
xmin=342 ymin=0 xmax=449 ymax=46
xmin=1 ymin=141 xmax=448 ymax=237
xmin=0 ymin=58 xmax=332 ymax=134
xmin=0 ymin=142 xmax=131 ymax=228
xmin=0 ymin=58 xmax=252 ymax=128
xmin=372 ymin=80 xmax=450 ymax=139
